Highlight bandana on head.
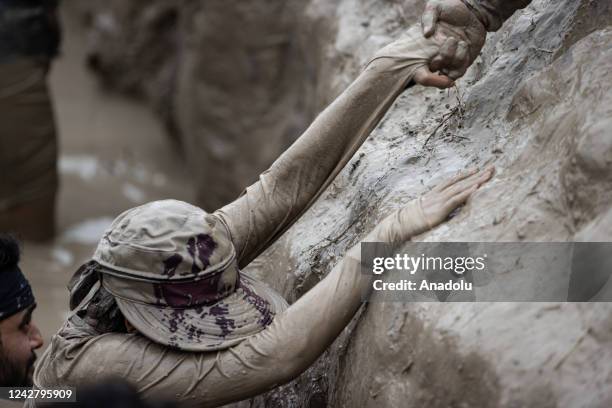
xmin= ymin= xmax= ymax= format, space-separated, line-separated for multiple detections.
xmin=0 ymin=264 xmax=35 ymax=321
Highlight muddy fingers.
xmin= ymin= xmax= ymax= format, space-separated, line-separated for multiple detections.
xmin=433 ymin=167 xmax=478 ymax=192
xmin=422 ymin=2 xmax=440 ymax=37
xmin=443 ymin=167 xmax=493 ymax=197
xmin=447 ymin=185 xmax=478 ymax=211
xmin=414 ymin=66 xmax=455 ymax=89
xmin=420 ymin=0 xmax=487 ymax=80
xmin=364 ymin=166 xmax=493 ymax=245
xmin=421 ymin=166 xmax=494 ymax=228
xmin=431 ymin=36 xmax=459 ymax=72
xmin=446 ymin=40 xmax=469 ymax=79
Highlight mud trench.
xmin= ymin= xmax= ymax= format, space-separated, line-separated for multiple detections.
xmin=3 ymin=0 xmax=612 ymax=407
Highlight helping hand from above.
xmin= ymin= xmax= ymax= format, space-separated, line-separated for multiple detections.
xmin=369 ymin=24 xmax=481 ymax=90
xmin=413 ymin=34 xmax=466 ymax=88
xmin=421 ymin=0 xmax=487 ymax=80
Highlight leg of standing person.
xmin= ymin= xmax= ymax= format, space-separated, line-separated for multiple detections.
xmin=0 ymin=0 xmax=61 ymax=241
xmin=0 ymin=58 xmax=57 ymax=241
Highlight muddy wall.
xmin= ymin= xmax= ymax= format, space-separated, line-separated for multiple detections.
xmin=81 ymin=0 xmax=612 ymax=406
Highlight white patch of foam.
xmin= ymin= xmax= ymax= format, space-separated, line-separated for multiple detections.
xmin=59 ymin=154 xmax=168 ymax=190
xmin=59 ymin=155 xmax=100 ymax=181
xmin=61 ymin=217 xmax=114 ymax=245
xmin=52 ymin=247 xmax=74 ymax=267
xmin=122 ymin=183 xmax=146 ymax=203
xmin=61 ymin=155 xmax=169 ymax=188
xmin=133 ymin=165 xmax=149 ymax=184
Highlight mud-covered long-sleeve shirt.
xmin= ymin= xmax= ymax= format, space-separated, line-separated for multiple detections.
xmin=464 ymin=0 xmax=532 ymax=31
xmin=31 ymin=27 xmax=441 ymax=407
xmin=32 ymin=199 xmax=429 ymax=407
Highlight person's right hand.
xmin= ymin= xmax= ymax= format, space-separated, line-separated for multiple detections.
xmin=365 ymin=166 xmax=494 ymax=245
xmin=421 ymin=0 xmax=487 ymax=80
xmin=420 ymin=166 xmax=494 ymax=228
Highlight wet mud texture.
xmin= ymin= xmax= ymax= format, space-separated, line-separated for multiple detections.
xmin=81 ymin=0 xmax=612 ymax=407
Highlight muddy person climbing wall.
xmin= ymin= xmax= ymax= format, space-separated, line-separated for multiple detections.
xmin=79 ymin=0 xmax=612 ymax=406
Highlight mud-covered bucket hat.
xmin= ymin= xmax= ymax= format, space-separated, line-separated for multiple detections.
xmin=92 ymin=199 xmax=288 ymax=351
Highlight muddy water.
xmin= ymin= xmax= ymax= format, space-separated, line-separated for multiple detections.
xmin=10 ymin=3 xmax=194 ymax=385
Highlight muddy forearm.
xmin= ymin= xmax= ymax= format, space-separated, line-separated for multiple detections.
xmin=463 ymin=0 xmax=532 ymax=31
xmin=216 ymin=53 xmax=424 ymax=268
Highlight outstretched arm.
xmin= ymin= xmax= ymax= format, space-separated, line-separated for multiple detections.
xmin=215 ymin=26 xmax=465 ymax=268
xmin=460 ymin=0 xmax=532 ymax=32
xmin=203 ymin=167 xmax=494 ymax=406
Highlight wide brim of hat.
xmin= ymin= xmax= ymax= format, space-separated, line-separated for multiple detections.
xmin=114 ymin=272 xmax=289 ymax=351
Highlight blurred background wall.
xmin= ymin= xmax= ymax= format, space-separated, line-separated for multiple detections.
xmin=73 ymin=0 xmax=432 ymax=210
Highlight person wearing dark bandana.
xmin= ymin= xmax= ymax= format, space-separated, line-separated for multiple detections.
xmin=0 ymin=234 xmax=44 ymax=387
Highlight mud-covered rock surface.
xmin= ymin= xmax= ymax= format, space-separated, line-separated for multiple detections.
xmin=82 ymin=0 xmax=612 ymax=407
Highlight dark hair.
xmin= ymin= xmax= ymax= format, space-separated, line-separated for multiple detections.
xmin=0 ymin=234 xmax=20 ymax=270
xmin=82 ymin=286 xmax=127 ymax=334
xmin=0 ymin=234 xmax=20 ymax=350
